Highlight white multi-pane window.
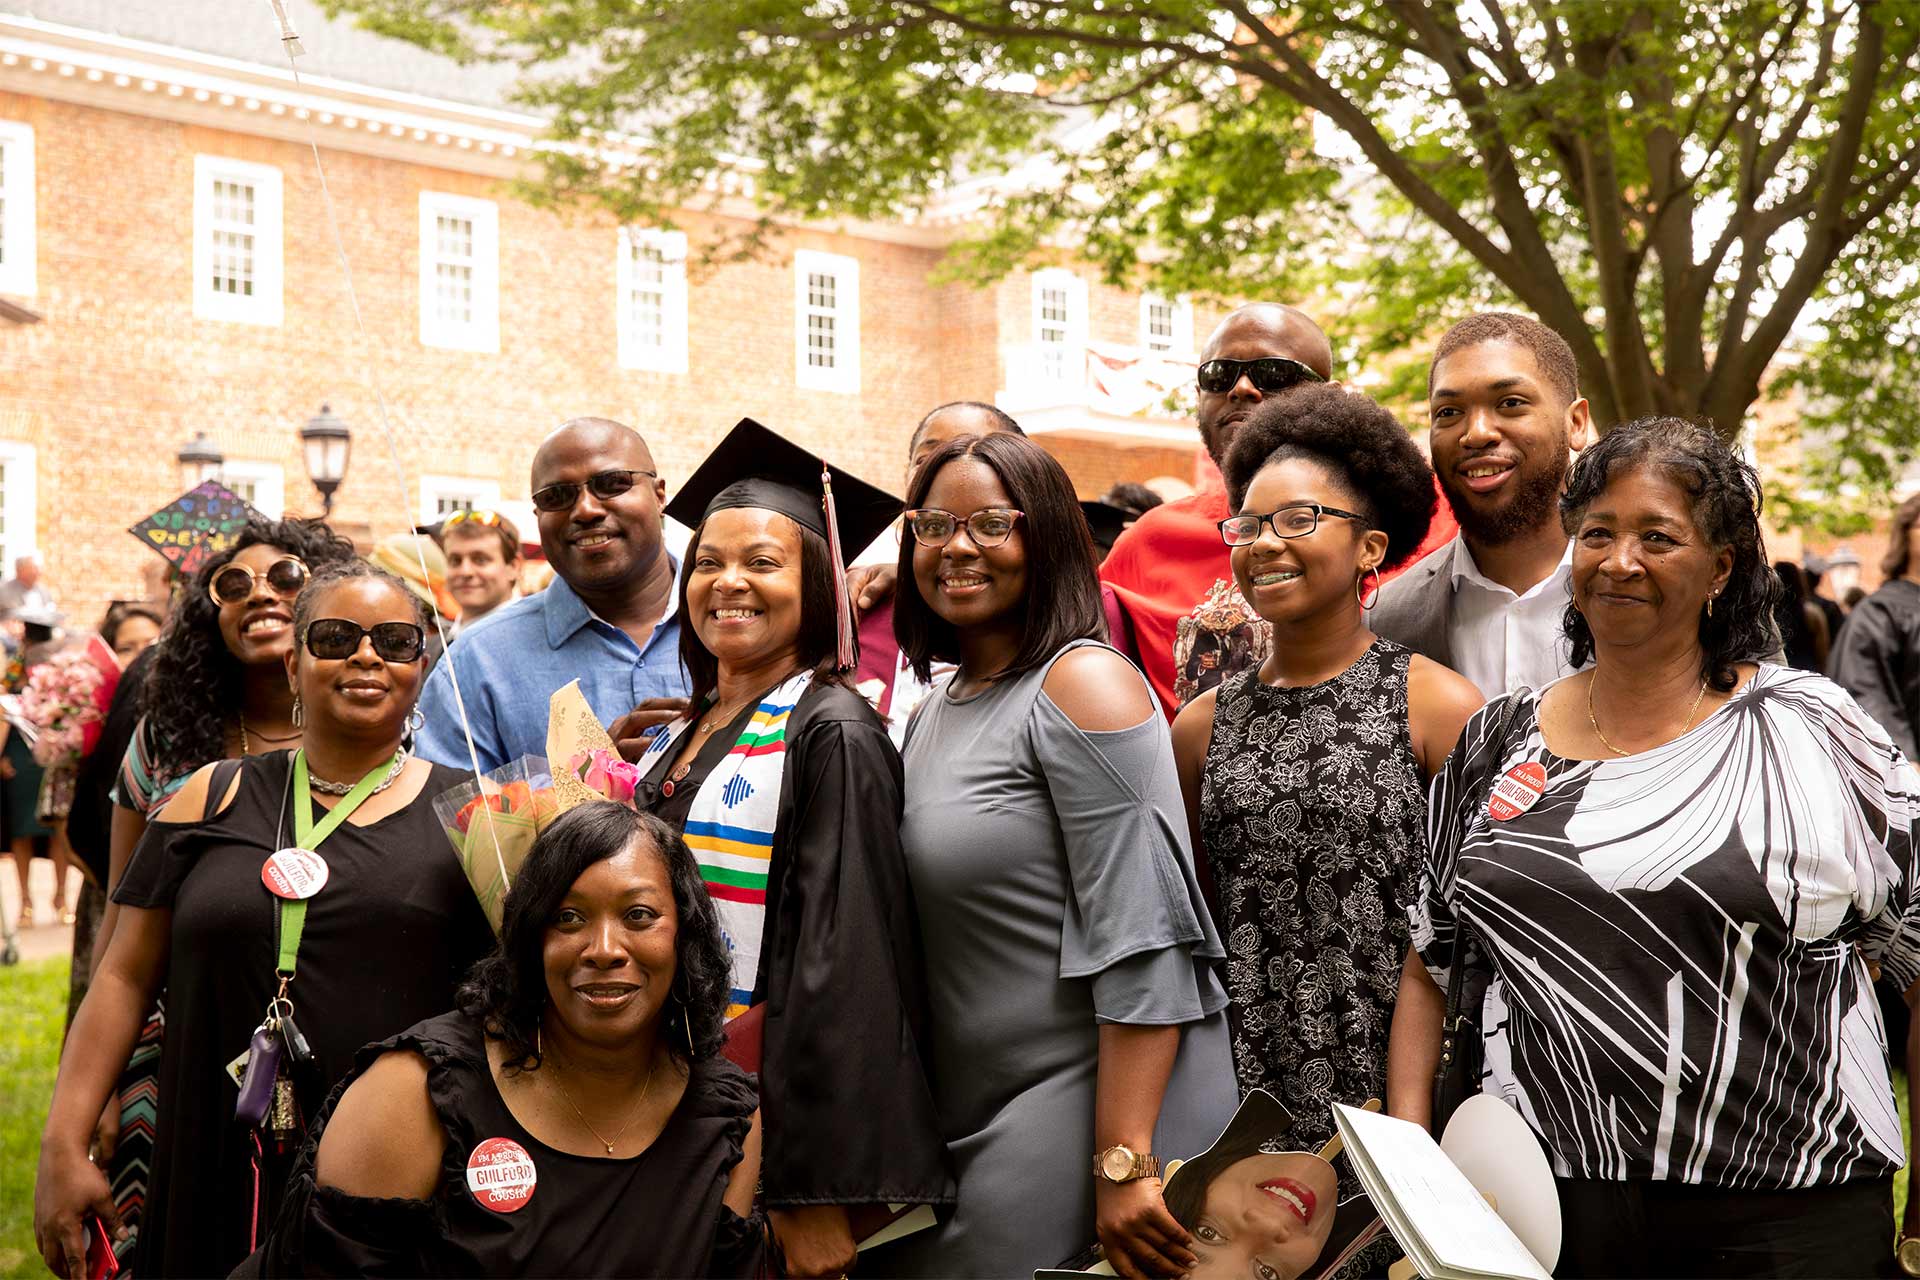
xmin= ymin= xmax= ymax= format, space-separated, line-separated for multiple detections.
xmin=617 ymin=227 xmax=688 ymax=373
xmin=221 ymin=461 xmax=285 ymax=518
xmin=419 ymin=476 xmax=503 ymax=524
xmin=1031 ymin=268 xmax=1087 ymax=383
xmin=793 ymin=249 xmax=860 ymax=393
xmin=0 ymin=121 xmax=36 ymax=297
xmin=418 ymin=193 xmax=499 ymax=352
xmin=193 ymin=156 xmax=282 ymax=324
xmin=1140 ymin=292 xmax=1193 ymax=354
xmin=0 ymin=441 xmax=37 ymax=570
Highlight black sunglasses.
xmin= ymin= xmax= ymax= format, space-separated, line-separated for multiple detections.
xmin=530 ymin=469 xmax=657 ymax=513
xmin=302 ymin=618 xmax=428 ymax=663
xmin=1217 ymin=503 xmax=1364 ymax=546
xmin=209 ymin=556 xmax=309 ymax=606
xmin=1196 ymin=357 xmax=1327 ymax=396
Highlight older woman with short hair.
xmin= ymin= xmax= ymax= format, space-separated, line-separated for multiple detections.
xmin=1390 ymin=417 xmax=1920 ymax=1277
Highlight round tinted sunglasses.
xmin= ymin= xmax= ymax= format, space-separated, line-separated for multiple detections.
xmin=1196 ymin=357 xmax=1326 ymax=396
xmin=302 ymin=618 xmax=428 ymax=663
xmin=905 ymin=507 xmax=1024 ymax=548
xmin=442 ymin=509 xmax=503 ymax=528
xmin=530 ymin=469 xmax=657 ymax=513
xmin=209 ymin=556 xmax=309 ymax=607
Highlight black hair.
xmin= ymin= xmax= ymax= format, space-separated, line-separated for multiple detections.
xmin=1163 ymin=1091 xmax=1296 ymax=1228
xmin=1883 ymin=494 xmax=1920 ymax=580
xmin=894 ymin=432 xmax=1106 ymax=683
xmin=1430 ymin=311 xmax=1579 ymax=405
xmin=677 ymin=513 xmax=850 ymax=713
xmin=1102 ymin=482 xmax=1163 ymax=517
xmin=99 ymin=603 xmax=164 ymax=651
xmin=139 ymin=517 xmax=357 ymax=783
xmin=1558 ymin=416 xmax=1781 ymax=692
xmin=1221 ymin=382 xmax=1438 ymax=574
xmin=292 ymin=559 xmax=435 ymax=639
xmin=908 ymin=401 xmax=1025 ymax=455
xmin=457 ymin=802 xmax=733 ymax=1070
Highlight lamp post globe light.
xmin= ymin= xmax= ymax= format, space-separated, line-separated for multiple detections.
xmin=176 ymin=431 xmax=225 ymax=488
xmin=300 ymin=404 xmax=352 ymax=516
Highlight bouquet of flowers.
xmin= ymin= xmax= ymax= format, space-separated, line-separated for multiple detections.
xmin=432 ymin=680 xmax=645 ymax=933
xmin=20 ymin=647 xmax=109 ymax=769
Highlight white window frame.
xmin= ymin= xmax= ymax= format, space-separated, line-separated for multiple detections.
xmin=616 ymin=227 xmax=689 ymax=374
xmin=1139 ymin=292 xmax=1193 ymax=355
xmin=793 ymin=249 xmax=860 ymax=394
xmin=0 ymin=121 xmax=36 ymax=297
xmin=1031 ymin=268 xmax=1088 ymax=384
xmin=0 ymin=440 xmax=38 ymax=569
xmin=420 ymin=475 xmax=503 ymax=525
xmin=220 ymin=460 xmax=285 ymax=518
xmin=418 ymin=192 xmax=499 ymax=352
xmin=192 ymin=155 xmax=283 ymax=325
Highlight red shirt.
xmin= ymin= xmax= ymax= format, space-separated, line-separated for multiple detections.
xmin=1100 ymin=481 xmax=1458 ymax=717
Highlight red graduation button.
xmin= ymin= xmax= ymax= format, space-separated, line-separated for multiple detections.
xmin=466 ymin=1137 xmax=537 ymax=1213
xmin=261 ymin=848 xmax=329 ymax=900
xmin=1488 ymin=762 xmax=1547 ymax=822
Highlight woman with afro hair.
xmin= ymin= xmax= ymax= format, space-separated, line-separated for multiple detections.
xmin=1171 ymin=383 xmax=1482 ymax=1170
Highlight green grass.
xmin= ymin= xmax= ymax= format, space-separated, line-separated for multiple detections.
xmin=1 ymin=958 xmax=68 ymax=1280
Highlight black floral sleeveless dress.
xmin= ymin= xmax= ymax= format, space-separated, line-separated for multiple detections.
xmin=1198 ymin=636 xmax=1426 ymax=1147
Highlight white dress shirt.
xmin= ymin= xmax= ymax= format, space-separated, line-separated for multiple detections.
xmin=1446 ymin=538 xmax=1583 ymax=697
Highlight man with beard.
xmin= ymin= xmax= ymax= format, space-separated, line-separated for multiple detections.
xmin=415 ymin=417 xmax=686 ymax=770
xmin=1372 ymin=312 xmax=1593 ymax=696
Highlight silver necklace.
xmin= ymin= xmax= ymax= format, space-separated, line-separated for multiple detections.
xmin=306 ymin=747 xmax=410 ymax=796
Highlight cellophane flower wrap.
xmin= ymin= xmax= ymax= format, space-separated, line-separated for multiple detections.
xmin=21 ymin=649 xmax=107 ymax=769
xmin=431 ymin=757 xmax=561 ymax=934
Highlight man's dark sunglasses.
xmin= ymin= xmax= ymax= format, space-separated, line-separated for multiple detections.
xmin=1196 ymin=357 xmax=1327 ymax=396
xmin=303 ymin=618 xmax=428 ymax=663
xmin=530 ymin=469 xmax=657 ymax=513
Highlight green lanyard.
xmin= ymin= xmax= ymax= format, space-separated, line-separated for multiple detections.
xmin=276 ymin=750 xmax=396 ymax=980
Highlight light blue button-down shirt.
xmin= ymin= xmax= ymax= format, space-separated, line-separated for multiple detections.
xmin=415 ymin=569 xmax=686 ymax=773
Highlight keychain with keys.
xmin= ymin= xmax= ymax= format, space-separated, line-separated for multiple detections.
xmin=234 ymin=1021 xmax=284 ymax=1129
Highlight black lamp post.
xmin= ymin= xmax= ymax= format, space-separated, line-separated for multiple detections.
xmin=300 ymin=404 xmax=352 ymax=516
xmin=176 ymin=432 xmax=225 ymax=488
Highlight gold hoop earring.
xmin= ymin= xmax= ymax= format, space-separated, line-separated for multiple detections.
xmin=1355 ymin=566 xmax=1381 ymax=612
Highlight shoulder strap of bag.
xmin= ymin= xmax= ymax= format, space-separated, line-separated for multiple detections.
xmin=1445 ymin=690 xmax=1525 ymax=994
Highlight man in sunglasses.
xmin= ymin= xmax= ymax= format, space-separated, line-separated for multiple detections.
xmin=414 ymin=418 xmax=687 ymax=772
xmin=1100 ymin=303 xmax=1458 ymax=715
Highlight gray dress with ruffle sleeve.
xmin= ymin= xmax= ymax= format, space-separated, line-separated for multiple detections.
xmin=888 ymin=639 xmax=1237 ymax=1276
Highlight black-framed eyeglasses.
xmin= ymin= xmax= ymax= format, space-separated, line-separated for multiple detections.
xmin=1217 ymin=503 xmax=1364 ymax=546
xmin=208 ymin=556 xmax=309 ymax=606
xmin=302 ymin=618 xmax=428 ymax=663
xmin=530 ymin=469 xmax=657 ymax=513
xmin=1196 ymin=357 xmax=1327 ymax=396
xmin=904 ymin=507 xmax=1025 ymax=548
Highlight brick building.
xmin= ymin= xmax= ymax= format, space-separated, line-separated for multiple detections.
xmin=0 ymin=0 xmax=1227 ymax=622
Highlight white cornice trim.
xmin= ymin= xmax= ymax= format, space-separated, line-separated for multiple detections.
xmin=0 ymin=14 xmax=989 ymax=247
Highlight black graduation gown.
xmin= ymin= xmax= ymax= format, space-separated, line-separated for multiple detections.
xmin=640 ymin=679 xmax=955 ymax=1209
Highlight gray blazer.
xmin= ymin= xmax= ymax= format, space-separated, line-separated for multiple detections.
xmin=1371 ymin=540 xmax=1458 ymax=670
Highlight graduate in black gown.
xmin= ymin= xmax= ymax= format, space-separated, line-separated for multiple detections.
xmin=633 ymin=419 xmax=954 ymax=1275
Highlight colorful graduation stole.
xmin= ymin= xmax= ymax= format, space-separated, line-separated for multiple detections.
xmin=639 ymin=671 xmax=812 ymax=1019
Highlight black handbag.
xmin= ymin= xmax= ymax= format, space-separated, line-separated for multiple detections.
xmin=1430 ymin=692 xmax=1523 ymax=1132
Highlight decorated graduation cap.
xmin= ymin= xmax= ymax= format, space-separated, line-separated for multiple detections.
xmin=665 ymin=418 xmax=900 ymax=670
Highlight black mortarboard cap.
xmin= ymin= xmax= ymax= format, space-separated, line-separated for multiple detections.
xmin=666 ymin=418 xmax=901 ymax=669
xmin=665 ymin=418 xmax=900 ymax=552
xmin=1080 ymin=500 xmax=1130 ymax=554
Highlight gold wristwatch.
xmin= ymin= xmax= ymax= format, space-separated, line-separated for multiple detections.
xmin=1897 ymin=1234 xmax=1920 ymax=1278
xmin=1093 ymin=1143 xmax=1162 ymax=1183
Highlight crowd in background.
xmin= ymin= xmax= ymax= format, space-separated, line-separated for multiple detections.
xmin=22 ymin=301 xmax=1920 ymax=1280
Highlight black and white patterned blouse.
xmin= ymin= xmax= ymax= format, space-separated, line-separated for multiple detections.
xmin=1415 ymin=664 xmax=1920 ymax=1188
xmin=1200 ymin=637 xmax=1425 ymax=1145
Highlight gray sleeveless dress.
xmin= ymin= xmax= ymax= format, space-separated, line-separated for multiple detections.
xmin=889 ymin=640 xmax=1237 ymax=1277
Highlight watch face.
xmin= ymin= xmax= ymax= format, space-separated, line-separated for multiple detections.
xmin=1101 ymin=1146 xmax=1135 ymax=1181
xmin=1898 ymin=1238 xmax=1920 ymax=1278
